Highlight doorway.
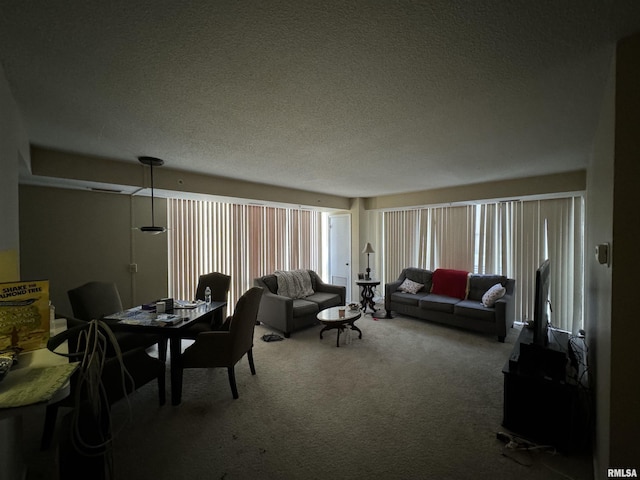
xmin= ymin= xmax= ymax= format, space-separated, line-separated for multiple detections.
xmin=329 ymin=214 xmax=351 ymax=302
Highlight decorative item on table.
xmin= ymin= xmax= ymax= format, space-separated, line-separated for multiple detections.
xmin=0 ymin=280 xmax=50 ymax=353
xmin=338 ymin=308 xmax=346 ymax=319
xmin=348 ymin=303 xmax=359 ymax=311
xmin=0 ymin=347 xmax=21 ymax=382
xmin=156 ymin=301 xmax=166 ymax=314
xmin=362 ymin=242 xmax=375 ymax=280
xmin=159 ymin=297 xmax=174 ymax=312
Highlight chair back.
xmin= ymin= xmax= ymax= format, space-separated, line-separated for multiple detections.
xmin=195 ymin=272 xmax=231 ymax=302
xmin=68 ymin=281 xmax=124 ymax=321
xmin=228 ymin=287 xmax=263 ymax=362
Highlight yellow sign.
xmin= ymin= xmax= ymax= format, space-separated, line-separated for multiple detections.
xmin=0 ymin=280 xmax=50 ymax=352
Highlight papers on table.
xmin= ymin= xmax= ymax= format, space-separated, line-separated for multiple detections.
xmin=106 ymin=307 xmax=184 ymax=326
xmin=154 ymin=314 xmax=183 ymax=326
xmin=173 ymin=300 xmax=203 ymax=309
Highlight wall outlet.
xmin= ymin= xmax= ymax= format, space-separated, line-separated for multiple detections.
xmin=129 ymin=263 xmax=138 ymax=273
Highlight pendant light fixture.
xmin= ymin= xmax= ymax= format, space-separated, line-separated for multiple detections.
xmin=138 ymin=156 xmax=167 ymax=234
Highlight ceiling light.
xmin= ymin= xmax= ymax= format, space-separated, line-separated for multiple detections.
xmin=138 ymin=156 xmax=167 ymax=234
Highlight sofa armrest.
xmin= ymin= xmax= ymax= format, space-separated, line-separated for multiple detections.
xmin=254 ymin=289 xmax=292 ymax=323
xmin=384 ymin=279 xmax=404 ymax=310
xmin=310 ymin=271 xmax=346 ymax=304
xmin=494 ymin=291 xmax=515 ymax=341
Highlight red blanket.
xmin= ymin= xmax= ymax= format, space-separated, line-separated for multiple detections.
xmin=431 ymin=269 xmax=469 ymax=300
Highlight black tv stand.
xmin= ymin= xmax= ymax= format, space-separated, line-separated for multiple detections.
xmin=502 ymin=327 xmax=590 ymax=452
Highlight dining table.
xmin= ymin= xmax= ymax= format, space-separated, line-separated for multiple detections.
xmin=104 ymin=300 xmax=227 ymax=405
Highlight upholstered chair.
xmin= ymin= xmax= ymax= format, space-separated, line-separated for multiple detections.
xmin=176 ymin=287 xmax=263 ymax=400
xmin=41 ymin=316 xmax=165 ymax=450
xmin=67 ymin=281 xmax=166 ymax=359
xmin=182 ymin=272 xmax=232 ymax=337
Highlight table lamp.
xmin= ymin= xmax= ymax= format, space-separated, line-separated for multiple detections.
xmin=362 ymin=242 xmax=375 ymax=280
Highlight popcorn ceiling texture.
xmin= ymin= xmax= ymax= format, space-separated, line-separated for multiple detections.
xmin=1 ymin=1 xmax=639 ymax=197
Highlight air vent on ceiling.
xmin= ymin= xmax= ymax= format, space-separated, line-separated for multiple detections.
xmin=90 ymin=187 xmax=123 ymax=194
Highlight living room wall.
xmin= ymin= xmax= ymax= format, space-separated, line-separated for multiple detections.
xmin=586 ymin=49 xmax=615 ymax=477
xmin=586 ymin=32 xmax=640 ymax=476
xmin=19 ymin=185 xmax=169 ymax=317
xmin=0 ymin=63 xmax=29 ymax=283
xmin=609 ymin=32 xmax=640 ymax=469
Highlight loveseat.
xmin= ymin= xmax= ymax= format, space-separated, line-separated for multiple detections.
xmin=385 ymin=268 xmax=515 ymax=342
xmin=254 ymin=269 xmax=346 ymax=337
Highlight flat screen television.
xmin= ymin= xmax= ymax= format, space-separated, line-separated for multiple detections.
xmin=533 ymin=259 xmax=551 ymax=347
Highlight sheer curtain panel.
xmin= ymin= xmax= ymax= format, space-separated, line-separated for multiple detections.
xmin=169 ymin=199 xmax=324 ymax=314
xmin=375 ymin=196 xmax=584 ymax=332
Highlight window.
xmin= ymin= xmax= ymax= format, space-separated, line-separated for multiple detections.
xmin=377 ymin=196 xmax=584 ymax=332
xmin=168 ymin=199 xmax=326 ymax=313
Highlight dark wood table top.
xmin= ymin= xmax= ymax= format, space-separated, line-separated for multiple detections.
xmin=104 ymin=300 xmax=227 ymax=335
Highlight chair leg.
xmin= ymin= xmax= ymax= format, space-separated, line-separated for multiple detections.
xmin=40 ymin=404 xmax=59 ymax=450
xmin=227 ymin=367 xmax=239 ymax=399
xmin=247 ymin=348 xmax=256 ymax=375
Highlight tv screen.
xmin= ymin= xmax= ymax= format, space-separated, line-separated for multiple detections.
xmin=533 ymin=259 xmax=550 ymax=347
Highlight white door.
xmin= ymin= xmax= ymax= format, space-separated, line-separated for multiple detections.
xmin=329 ymin=214 xmax=351 ymax=302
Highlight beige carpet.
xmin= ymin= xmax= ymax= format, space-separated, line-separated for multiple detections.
xmin=23 ymin=311 xmax=594 ymax=480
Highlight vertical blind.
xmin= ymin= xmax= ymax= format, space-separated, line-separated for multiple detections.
xmin=168 ymin=199 xmax=324 ymax=313
xmin=378 ymin=196 xmax=584 ymax=332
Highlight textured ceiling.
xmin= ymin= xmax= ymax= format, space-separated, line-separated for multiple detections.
xmin=1 ymin=1 xmax=639 ymax=198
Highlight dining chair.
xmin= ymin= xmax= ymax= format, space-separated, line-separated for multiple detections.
xmin=67 ymin=281 xmax=167 ymax=360
xmin=182 ymin=272 xmax=232 ymax=337
xmin=41 ymin=316 xmax=166 ymax=450
xmin=176 ymin=286 xmax=263 ymax=400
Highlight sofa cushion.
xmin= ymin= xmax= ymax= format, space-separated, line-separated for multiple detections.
xmin=305 ymin=292 xmax=342 ymax=310
xmin=467 ymin=274 xmax=507 ymax=301
xmin=398 ymin=278 xmax=424 ymax=294
xmin=291 ymin=299 xmax=319 ymax=317
xmin=454 ymin=300 xmax=496 ymax=322
xmin=260 ymin=275 xmax=279 ymax=294
xmin=431 ymin=269 xmax=469 ymax=300
xmin=390 ymin=291 xmax=421 ymax=306
xmin=482 ymin=283 xmax=506 ymax=307
xmin=419 ymin=294 xmax=460 ymax=313
xmin=404 ymin=268 xmax=433 ymax=291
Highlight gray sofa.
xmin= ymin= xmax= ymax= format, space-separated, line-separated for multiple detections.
xmin=385 ymin=267 xmax=515 ymax=342
xmin=254 ymin=270 xmax=346 ymax=337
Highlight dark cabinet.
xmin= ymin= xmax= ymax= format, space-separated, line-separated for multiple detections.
xmin=502 ymin=327 xmax=590 ymax=452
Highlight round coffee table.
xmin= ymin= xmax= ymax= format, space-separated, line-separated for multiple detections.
xmin=317 ymin=306 xmax=362 ymax=347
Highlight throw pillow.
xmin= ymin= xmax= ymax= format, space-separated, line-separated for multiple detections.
xmin=482 ymin=283 xmax=506 ymax=307
xmin=398 ymin=278 xmax=424 ymax=294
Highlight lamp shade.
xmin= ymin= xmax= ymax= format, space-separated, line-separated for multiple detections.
xmin=362 ymin=242 xmax=375 ymax=254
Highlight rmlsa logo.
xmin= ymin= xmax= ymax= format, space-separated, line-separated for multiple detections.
xmin=608 ymin=469 xmax=638 ymax=478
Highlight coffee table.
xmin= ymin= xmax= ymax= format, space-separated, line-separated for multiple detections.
xmin=317 ymin=306 xmax=362 ymax=347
